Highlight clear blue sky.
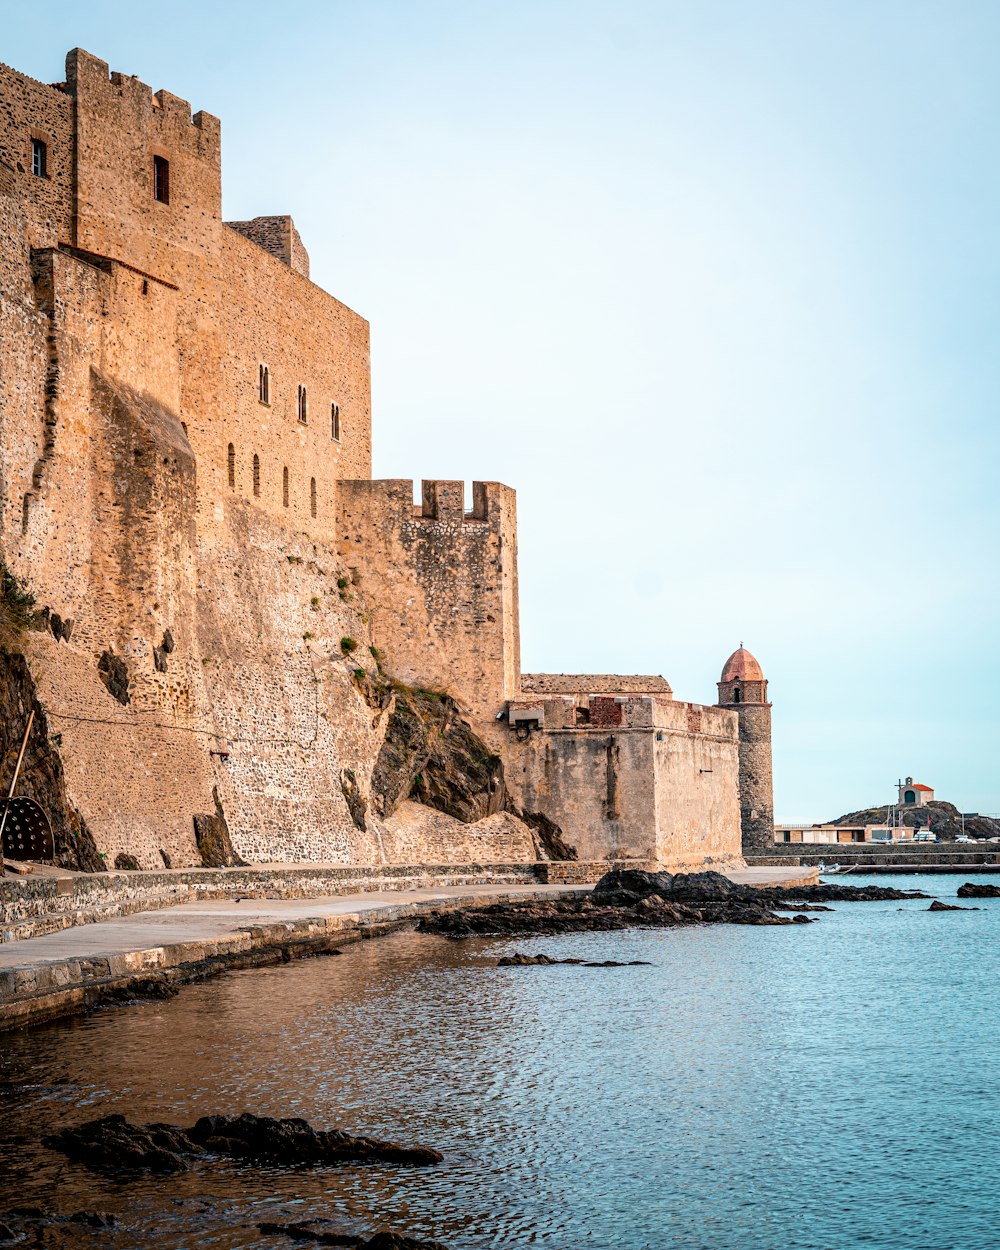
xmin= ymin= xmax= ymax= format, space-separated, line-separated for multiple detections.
xmin=6 ymin=1 xmax=999 ymax=819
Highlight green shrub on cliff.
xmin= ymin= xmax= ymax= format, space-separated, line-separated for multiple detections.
xmin=0 ymin=564 xmax=36 ymax=649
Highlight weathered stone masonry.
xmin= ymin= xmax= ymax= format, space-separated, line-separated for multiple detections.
xmin=0 ymin=47 xmax=770 ymax=873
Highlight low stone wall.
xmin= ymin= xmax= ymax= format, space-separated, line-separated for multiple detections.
xmin=751 ymin=845 xmax=1000 ymax=868
xmin=0 ymin=862 xmax=542 ymax=940
xmin=534 ymin=859 xmax=657 ymax=884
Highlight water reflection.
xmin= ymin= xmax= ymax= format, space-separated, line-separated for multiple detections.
xmin=0 ymin=875 xmax=996 ymax=1249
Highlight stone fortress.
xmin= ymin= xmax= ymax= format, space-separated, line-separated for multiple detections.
xmin=0 ymin=48 xmax=774 ymax=875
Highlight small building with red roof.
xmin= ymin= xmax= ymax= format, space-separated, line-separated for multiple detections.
xmin=898 ymin=777 xmax=934 ymax=807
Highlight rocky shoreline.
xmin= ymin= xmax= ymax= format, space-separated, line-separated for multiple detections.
xmin=416 ymin=869 xmax=930 ymax=938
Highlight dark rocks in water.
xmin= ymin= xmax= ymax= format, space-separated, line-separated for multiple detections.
xmin=258 ymin=1223 xmax=449 ymax=1248
xmin=419 ymin=893 xmax=807 ymax=938
xmin=43 ymin=1114 xmax=199 ymax=1172
xmin=591 ymin=869 xmax=674 ymax=905
xmin=0 ymin=1210 xmax=116 ymax=1245
xmin=496 ymin=952 xmax=652 ymax=967
xmin=928 ymin=900 xmax=979 ymax=911
xmin=188 ymin=1112 xmax=442 ymax=1166
xmin=365 ymin=1235 xmax=451 ymax=1250
xmin=418 ymin=866 xmax=931 ymax=941
xmin=44 ymin=1112 xmax=442 ymax=1174
xmin=753 ymin=882 xmax=932 ymax=903
xmin=957 ymin=882 xmax=1000 ymax=898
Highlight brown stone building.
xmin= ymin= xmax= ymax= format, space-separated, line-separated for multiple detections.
xmin=0 ymin=48 xmax=771 ymax=872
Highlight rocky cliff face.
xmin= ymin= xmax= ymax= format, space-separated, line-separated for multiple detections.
xmin=370 ymin=685 xmax=507 ymax=824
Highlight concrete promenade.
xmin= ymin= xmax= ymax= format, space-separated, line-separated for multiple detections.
xmin=0 ymin=865 xmax=816 ymax=1031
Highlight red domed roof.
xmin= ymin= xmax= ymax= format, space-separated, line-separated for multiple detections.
xmin=721 ymin=646 xmax=764 ymax=683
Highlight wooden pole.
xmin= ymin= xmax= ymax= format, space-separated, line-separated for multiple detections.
xmin=0 ymin=708 xmax=35 ymax=873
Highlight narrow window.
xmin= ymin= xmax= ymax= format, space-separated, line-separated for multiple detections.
xmin=283 ymin=466 xmax=289 ymax=507
xmin=227 ymin=443 xmax=235 ymax=489
xmin=733 ymin=687 xmax=741 ymax=703
xmin=31 ymin=138 xmax=47 ymax=178
xmin=297 ymin=385 xmax=307 ymax=424
xmin=310 ymin=477 xmax=317 ymax=518
xmin=153 ymin=155 xmax=170 ymax=204
xmin=252 ymin=453 xmax=261 ymax=497
xmin=331 ymin=402 xmax=341 ymax=441
xmin=259 ymin=364 xmax=269 ymax=404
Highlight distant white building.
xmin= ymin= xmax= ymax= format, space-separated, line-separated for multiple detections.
xmin=899 ymin=777 xmax=934 ymax=807
xmin=774 ymin=824 xmax=906 ymax=845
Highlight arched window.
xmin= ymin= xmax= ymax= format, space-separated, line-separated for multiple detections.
xmin=310 ymin=477 xmax=317 ymax=518
xmin=733 ymin=687 xmax=742 ymax=703
xmin=283 ymin=466 xmax=289 ymax=507
xmin=331 ymin=402 xmax=341 ymax=441
xmin=259 ymin=364 xmax=269 ymax=404
xmin=297 ymin=385 xmax=307 ymax=424
xmin=227 ymin=443 xmax=235 ymax=489
xmin=252 ymin=454 xmax=261 ymax=498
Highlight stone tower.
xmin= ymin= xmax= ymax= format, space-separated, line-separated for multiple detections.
xmin=717 ymin=646 xmax=774 ymax=853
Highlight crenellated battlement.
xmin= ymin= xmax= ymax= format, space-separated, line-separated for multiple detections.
xmin=338 ymin=478 xmax=512 ymax=527
xmin=68 ymin=52 xmax=220 ymax=136
xmin=336 ymin=478 xmax=520 ymax=722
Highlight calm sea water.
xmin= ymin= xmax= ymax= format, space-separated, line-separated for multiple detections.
xmin=1 ymin=873 xmax=997 ymax=1250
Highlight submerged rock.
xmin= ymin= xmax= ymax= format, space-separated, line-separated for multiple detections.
xmin=188 ymin=1113 xmax=442 ymax=1166
xmin=928 ymin=900 xmax=979 ymax=911
xmin=43 ymin=1115 xmax=198 ymax=1172
xmin=44 ymin=1112 xmax=441 ymax=1174
xmin=957 ymin=882 xmax=1000 ymax=898
xmin=258 ymin=1223 xmax=450 ymax=1248
xmin=496 ymin=952 xmax=652 ymax=966
xmin=0 ymin=1210 xmax=116 ymax=1246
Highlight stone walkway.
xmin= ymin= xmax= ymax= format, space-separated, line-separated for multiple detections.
xmin=0 ymin=865 xmax=816 ymax=1030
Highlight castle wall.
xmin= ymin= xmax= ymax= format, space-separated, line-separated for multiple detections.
xmin=67 ymin=49 xmax=221 ymax=285
xmin=227 ymin=216 xmax=310 ymax=279
xmin=0 ymin=62 xmax=73 ymax=248
xmin=506 ymin=697 xmax=742 ymax=869
xmin=336 ymin=479 xmax=519 ymax=738
xmin=194 ymin=225 xmax=371 ymax=533
xmin=0 ymin=45 xmax=750 ymax=877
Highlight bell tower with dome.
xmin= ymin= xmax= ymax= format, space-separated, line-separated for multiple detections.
xmin=717 ymin=646 xmax=774 ymax=852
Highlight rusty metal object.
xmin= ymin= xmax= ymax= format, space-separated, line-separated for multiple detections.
xmin=1 ymin=796 xmax=54 ymax=863
xmin=0 ymin=709 xmax=54 ymax=868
